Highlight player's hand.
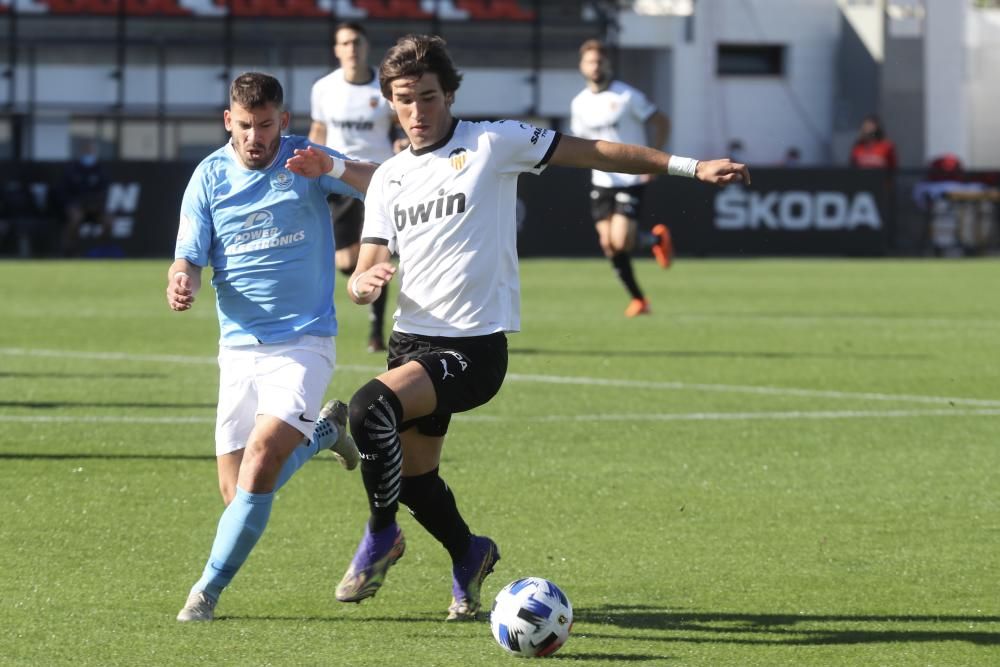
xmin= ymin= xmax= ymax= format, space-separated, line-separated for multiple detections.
xmin=167 ymin=271 xmax=195 ymax=311
xmin=286 ymin=146 xmax=332 ymax=178
xmin=695 ymin=159 xmax=751 ymax=186
xmin=351 ymin=262 xmax=396 ymax=304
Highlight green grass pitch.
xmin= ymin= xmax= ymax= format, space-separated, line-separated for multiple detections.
xmin=1 ymin=257 xmax=998 ymax=666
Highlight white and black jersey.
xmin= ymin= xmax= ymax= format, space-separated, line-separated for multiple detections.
xmin=362 ymin=119 xmax=560 ymax=337
xmin=310 ymin=68 xmax=395 ymax=163
xmin=570 ymin=80 xmax=658 ymax=188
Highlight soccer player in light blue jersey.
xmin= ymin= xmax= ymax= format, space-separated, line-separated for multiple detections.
xmin=165 ymin=72 xmax=377 ymax=622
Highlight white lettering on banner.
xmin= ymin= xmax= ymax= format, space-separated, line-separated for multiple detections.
xmin=111 ymin=217 xmax=134 ymax=239
xmin=715 ymin=187 xmax=882 ymax=231
xmin=106 ymin=183 xmax=141 ymax=213
xmin=104 ymin=182 xmax=141 ymax=239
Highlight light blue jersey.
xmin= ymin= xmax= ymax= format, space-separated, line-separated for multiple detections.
xmin=175 ymin=136 xmax=362 ymax=345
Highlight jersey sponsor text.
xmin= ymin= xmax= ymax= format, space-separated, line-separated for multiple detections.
xmin=393 ymin=190 xmax=467 ymax=230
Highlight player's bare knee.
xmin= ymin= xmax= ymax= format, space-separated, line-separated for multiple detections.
xmin=219 ymin=482 xmax=236 ymax=506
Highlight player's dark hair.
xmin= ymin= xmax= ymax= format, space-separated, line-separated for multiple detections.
xmin=579 ymin=39 xmax=608 ymax=58
xmin=335 ymin=21 xmax=367 ymax=39
xmin=230 ymin=72 xmax=284 ymax=110
xmin=379 ymin=34 xmax=463 ymax=98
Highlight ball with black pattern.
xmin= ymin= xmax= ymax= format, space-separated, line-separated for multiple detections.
xmin=489 ymin=577 xmax=573 ymax=658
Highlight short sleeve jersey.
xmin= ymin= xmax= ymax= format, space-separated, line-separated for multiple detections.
xmin=361 ymin=119 xmax=560 ymax=337
xmin=570 ymin=80 xmax=657 ymax=188
xmin=174 ymin=136 xmax=362 ymax=346
xmin=311 ymin=68 xmax=395 ymax=163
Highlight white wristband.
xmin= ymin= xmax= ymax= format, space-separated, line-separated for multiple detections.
xmin=667 ymin=155 xmax=699 ymax=179
xmin=326 ymin=157 xmax=347 ymax=179
xmin=350 ymin=276 xmax=365 ymax=300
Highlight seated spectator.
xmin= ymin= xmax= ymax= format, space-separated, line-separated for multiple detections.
xmin=62 ymin=141 xmax=111 ymax=256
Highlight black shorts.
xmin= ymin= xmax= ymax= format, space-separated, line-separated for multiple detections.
xmin=327 ymin=194 xmax=364 ymax=250
xmin=590 ymin=185 xmax=645 ymax=223
xmin=387 ymin=330 xmax=508 ymax=437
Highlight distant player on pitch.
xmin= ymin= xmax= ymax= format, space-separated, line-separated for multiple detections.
xmin=334 ymin=34 xmax=749 ymax=622
xmin=310 ymin=22 xmax=402 ymax=353
xmin=571 ymin=39 xmax=673 ymax=317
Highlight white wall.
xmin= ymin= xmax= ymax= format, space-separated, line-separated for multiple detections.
xmin=924 ymin=0 xmax=968 ymax=164
xmin=966 ymin=6 xmax=1000 ymax=169
xmin=661 ymin=0 xmax=841 ymax=165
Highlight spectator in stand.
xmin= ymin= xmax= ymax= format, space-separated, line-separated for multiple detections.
xmin=61 ymin=141 xmax=112 ymax=256
xmin=849 ymin=115 xmax=897 ymax=171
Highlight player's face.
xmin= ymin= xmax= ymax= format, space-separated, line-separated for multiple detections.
xmin=579 ymin=49 xmax=610 ymax=85
xmin=389 ymin=73 xmax=454 ymax=149
xmin=335 ymin=28 xmax=368 ymax=69
xmin=224 ymin=101 xmax=289 ymax=170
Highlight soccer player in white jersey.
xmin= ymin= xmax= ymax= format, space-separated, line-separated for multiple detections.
xmin=166 ymin=72 xmax=377 ymax=622
xmin=310 ymin=22 xmax=400 ymax=353
xmin=335 ymin=34 xmax=749 ymax=621
xmin=571 ymin=39 xmax=673 ymax=317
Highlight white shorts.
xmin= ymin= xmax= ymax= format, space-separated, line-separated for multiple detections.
xmin=214 ymin=335 xmax=336 ymax=457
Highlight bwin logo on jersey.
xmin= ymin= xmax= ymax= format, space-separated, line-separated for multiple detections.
xmin=449 ymin=147 xmax=468 ymax=171
xmin=242 ymin=210 xmax=275 ymax=229
xmin=393 ymin=189 xmax=467 ymax=231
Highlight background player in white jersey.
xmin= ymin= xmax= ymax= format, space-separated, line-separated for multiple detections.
xmin=571 ymin=39 xmax=673 ymax=317
xmin=166 ymin=72 xmax=376 ymax=622
xmin=310 ymin=22 xmax=400 ymax=353
xmin=332 ymin=34 xmax=749 ymax=621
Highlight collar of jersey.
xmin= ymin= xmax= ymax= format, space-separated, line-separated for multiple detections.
xmin=410 ymin=118 xmax=459 ymax=156
xmin=341 ymin=66 xmax=377 ymax=87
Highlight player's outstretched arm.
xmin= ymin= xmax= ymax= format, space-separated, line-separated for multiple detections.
xmin=348 ymin=242 xmax=395 ymax=306
xmin=166 ymin=259 xmax=202 ymax=312
xmin=285 ymin=146 xmax=378 ymax=194
xmin=550 ymin=134 xmax=750 ymax=186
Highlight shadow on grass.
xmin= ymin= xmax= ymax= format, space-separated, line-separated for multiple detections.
xmin=0 ymin=452 xmax=349 ymax=462
xmin=575 ymin=605 xmax=1000 ymax=646
xmin=0 ymin=400 xmax=214 ymax=409
xmin=510 ymin=348 xmax=928 ymax=362
xmin=0 ymin=451 xmax=218 ymax=461
xmin=0 ymin=371 xmax=165 ymax=380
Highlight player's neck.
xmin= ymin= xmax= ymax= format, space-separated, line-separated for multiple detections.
xmin=587 ymin=79 xmax=611 ymax=94
xmin=343 ymin=65 xmax=374 ymax=85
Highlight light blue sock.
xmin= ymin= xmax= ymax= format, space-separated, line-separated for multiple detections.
xmin=192 ymin=486 xmax=274 ymax=601
xmin=273 ymin=422 xmax=335 ymax=491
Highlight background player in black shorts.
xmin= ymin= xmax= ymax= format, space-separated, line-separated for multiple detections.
xmin=309 ymin=22 xmax=401 ymax=351
xmin=571 ymin=39 xmax=673 ymax=317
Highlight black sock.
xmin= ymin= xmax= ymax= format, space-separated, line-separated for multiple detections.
xmin=348 ymin=379 xmax=403 ymax=532
xmin=611 ymin=252 xmax=644 ymax=300
xmin=370 ymin=286 xmax=388 ymax=340
xmin=400 ymin=467 xmax=472 ymax=562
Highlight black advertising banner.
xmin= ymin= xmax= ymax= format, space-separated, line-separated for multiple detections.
xmin=0 ymin=161 xmax=194 ymax=258
xmin=1 ymin=161 xmax=891 ymax=259
xmin=517 ymin=167 xmax=891 ymax=257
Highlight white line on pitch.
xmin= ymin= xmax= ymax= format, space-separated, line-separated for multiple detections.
xmin=2 ymin=408 xmax=999 ymax=426
xmin=503 ymin=372 xmax=1000 ymax=408
xmin=3 ymin=346 xmax=999 ymax=408
xmin=458 ymin=408 xmax=1000 ymax=422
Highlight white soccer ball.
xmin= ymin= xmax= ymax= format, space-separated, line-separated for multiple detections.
xmin=489 ymin=577 xmax=573 ymax=658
